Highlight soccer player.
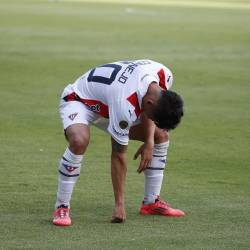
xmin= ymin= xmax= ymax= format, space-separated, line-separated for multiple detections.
xmin=53 ymin=59 xmax=185 ymax=226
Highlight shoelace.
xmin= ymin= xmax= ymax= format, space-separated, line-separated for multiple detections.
xmin=58 ymin=208 xmax=68 ymax=218
xmin=157 ymin=199 xmax=170 ymax=208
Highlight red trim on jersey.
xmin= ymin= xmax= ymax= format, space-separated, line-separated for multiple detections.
xmin=63 ymin=92 xmax=109 ymax=118
xmin=127 ymin=92 xmax=142 ymax=117
xmin=157 ymin=68 xmax=167 ymax=90
xmin=63 ymin=92 xmax=79 ymax=102
xmin=81 ymin=99 xmax=109 ymax=118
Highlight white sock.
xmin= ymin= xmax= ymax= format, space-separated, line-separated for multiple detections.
xmin=55 ymin=147 xmax=83 ymax=209
xmin=143 ymin=141 xmax=169 ymax=205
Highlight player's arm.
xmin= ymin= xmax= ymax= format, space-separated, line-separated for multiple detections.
xmin=134 ymin=112 xmax=156 ymax=173
xmin=110 ymin=137 xmax=128 ymax=222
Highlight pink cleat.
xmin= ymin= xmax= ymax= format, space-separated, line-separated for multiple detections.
xmin=140 ymin=197 xmax=185 ymax=217
xmin=53 ymin=205 xmax=72 ymax=226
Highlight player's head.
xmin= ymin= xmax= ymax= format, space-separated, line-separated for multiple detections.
xmin=153 ymin=90 xmax=184 ymax=130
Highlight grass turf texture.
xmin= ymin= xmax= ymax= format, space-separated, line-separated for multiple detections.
xmin=0 ymin=0 xmax=250 ymax=249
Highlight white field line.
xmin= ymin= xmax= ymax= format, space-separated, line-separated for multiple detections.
xmin=56 ymin=0 xmax=250 ymax=10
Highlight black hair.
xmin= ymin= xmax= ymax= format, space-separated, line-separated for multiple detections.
xmin=153 ymin=90 xmax=184 ymax=130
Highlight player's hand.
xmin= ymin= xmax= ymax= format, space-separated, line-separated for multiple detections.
xmin=134 ymin=142 xmax=154 ymax=173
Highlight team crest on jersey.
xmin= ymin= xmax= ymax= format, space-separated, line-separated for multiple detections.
xmin=68 ymin=113 xmax=78 ymax=121
xmin=119 ymin=120 xmax=128 ymax=129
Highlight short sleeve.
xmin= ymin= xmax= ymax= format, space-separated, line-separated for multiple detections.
xmin=141 ymin=74 xmax=159 ymax=85
xmin=157 ymin=67 xmax=174 ymax=90
xmin=137 ymin=74 xmax=159 ymax=101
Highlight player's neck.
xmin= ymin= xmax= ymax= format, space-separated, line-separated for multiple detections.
xmin=142 ymin=83 xmax=161 ymax=119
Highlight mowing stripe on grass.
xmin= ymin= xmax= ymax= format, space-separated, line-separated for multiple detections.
xmin=59 ymin=0 xmax=250 ymax=10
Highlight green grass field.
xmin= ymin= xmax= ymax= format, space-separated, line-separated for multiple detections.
xmin=0 ymin=0 xmax=250 ymax=249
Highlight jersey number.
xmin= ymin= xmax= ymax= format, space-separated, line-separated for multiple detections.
xmin=87 ymin=64 xmax=122 ymax=85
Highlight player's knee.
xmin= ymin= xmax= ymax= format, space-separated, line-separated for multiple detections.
xmin=154 ymin=128 xmax=168 ymax=144
xmin=65 ymin=125 xmax=89 ymax=154
xmin=68 ymin=135 xmax=88 ymax=154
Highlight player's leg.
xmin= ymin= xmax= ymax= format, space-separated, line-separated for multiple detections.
xmin=129 ymin=124 xmax=185 ymax=217
xmin=55 ymin=124 xmax=89 ymax=207
xmin=53 ymin=100 xmax=93 ymax=226
xmin=129 ymin=124 xmax=168 ymax=202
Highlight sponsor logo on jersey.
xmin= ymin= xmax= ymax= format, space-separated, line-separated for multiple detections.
xmin=89 ymin=104 xmax=100 ymax=112
xmin=167 ymin=75 xmax=171 ymax=83
xmin=119 ymin=120 xmax=128 ymax=129
xmin=63 ymin=92 xmax=109 ymax=118
xmin=68 ymin=113 xmax=78 ymax=121
xmin=141 ymin=74 xmax=150 ymax=81
xmin=112 ymin=125 xmax=129 ymax=137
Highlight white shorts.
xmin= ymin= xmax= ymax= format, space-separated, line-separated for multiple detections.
xmin=59 ymin=99 xmax=110 ymax=131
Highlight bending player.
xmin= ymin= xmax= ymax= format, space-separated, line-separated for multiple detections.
xmin=53 ymin=59 xmax=185 ymax=226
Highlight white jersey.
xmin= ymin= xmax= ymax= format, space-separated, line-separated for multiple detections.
xmin=62 ymin=59 xmax=173 ymax=145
